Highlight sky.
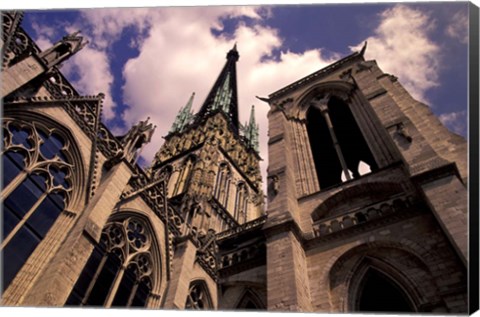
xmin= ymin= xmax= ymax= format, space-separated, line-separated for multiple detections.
xmin=7 ymin=1 xmax=471 ymax=189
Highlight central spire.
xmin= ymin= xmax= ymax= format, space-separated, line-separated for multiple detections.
xmin=196 ymin=43 xmax=240 ymax=133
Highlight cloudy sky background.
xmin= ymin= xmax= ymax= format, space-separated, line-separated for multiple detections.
xmin=15 ymin=1 xmax=470 ymax=187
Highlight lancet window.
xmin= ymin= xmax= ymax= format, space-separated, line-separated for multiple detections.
xmin=1 ymin=118 xmax=73 ymax=291
xmin=185 ymin=281 xmax=212 ymax=310
xmin=234 ymin=182 xmax=248 ymax=223
xmin=66 ymin=217 xmax=155 ymax=307
xmin=214 ymin=163 xmax=231 ymax=208
xmin=173 ymin=155 xmax=195 ymax=196
xmin=306 ymin=95 xmax=378 ymax=189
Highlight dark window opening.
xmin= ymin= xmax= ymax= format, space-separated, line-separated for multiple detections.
xmin=306 ymin=96 xmax=378 ymax=189
xmin=66 ymin=218 xmax=154 ymax=308
xmin=357 ymin=268 xmax=415 ymax=312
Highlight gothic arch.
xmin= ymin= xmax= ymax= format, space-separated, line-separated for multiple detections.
xmin=346 ymin=257 xmax=418 ymax=312
xmin=234 ymin=181 xmax=249 ymax=223
xmin=172 ymin=154 xmax=197 ymax=196
xmin=235 ymin=288 xmax=266 ymax=310
xmin=295 ymin=80 xmax=356 ymax=120
xmin=289 ymin=80 xmax=398 ymax=189
xmin=1 ymin=110 xmax=87 ymax=295
xmin=324 ymin=241 xmax=443 ymax=313
xmin=2 ymin=110 xmax=87 ymax=210
xmin=66 ymin=211 xmax=164 ymax=307
xmin=214 ymin=162 xmax=232 ymax=207
xmin=185 ymin=279 xmax=213 ymax=310
xmin=107 ymin=210 xmax=165 ymax=297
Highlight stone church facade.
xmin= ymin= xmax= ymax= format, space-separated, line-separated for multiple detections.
xmin=1 ymin=11 xmax=469 ymax=313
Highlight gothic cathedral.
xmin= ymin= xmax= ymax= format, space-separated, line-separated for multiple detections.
xmin=1 ymin=11 xmax=469 ymax=313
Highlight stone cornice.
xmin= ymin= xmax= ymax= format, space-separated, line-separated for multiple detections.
xmin=268 ymin=51 xmax=363 ymax=101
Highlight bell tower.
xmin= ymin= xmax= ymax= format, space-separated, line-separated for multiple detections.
xmin=150 ymin=45 xmax=264 ymax=309
xmin=150 ymin=44 xmax=264 ymax=240
xmin=263 ymin=44 xmax=468 ymax=313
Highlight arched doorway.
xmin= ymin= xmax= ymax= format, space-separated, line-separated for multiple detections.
xmin=355 ymin=268 xmax=415 ymax=312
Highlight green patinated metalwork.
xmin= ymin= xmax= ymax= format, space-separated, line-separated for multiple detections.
xmin=170 ymin=92 xmax=195 ymax=134
xmin=243 ymin=105 xmax=259 ymax=153
xmin=211 ymin=72 xmax=233 ymax=113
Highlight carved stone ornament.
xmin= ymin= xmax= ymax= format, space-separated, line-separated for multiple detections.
xmin=396 ymin=122 xmax=412 ymax=143
xmin=267 ymin=175 xmax=279 ymax=199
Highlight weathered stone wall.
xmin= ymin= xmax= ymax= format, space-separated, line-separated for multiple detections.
xmin=265 ymin=53 xmax=468 ymax=313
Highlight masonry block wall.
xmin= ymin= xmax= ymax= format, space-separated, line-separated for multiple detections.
xmin=265 ymin=49 xmax=468 ymax=313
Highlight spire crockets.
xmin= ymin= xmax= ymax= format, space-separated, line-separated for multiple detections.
xmin=196 ymin=43 xmax=240 ymax=133
xmin=170 ymin=92 xmax=195 ymax=134
xmin=243 ymin=105 xmax=260 ymax=153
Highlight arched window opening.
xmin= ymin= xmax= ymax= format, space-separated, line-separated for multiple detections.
xmin=185 ymin=281 xmax=212 ymax=310
xmin=356 ymin=268 xmax=415 ymax=312
xmin=234 ymin=183 xmax=248 ymax=223
xmin=66 ymin=217 xmax=154 ymax=307
xmin=173 ymin=156 xmax=196 ymax=196
xmin=214 ymin=163 xmax=231 ymax=208
xmin=1 ymin=119 xmax=72 ymax=292
xmin=236 ymin=290 xmax=265 ymax=310
xmin=306 ymin=95 xmax=378 ymax=189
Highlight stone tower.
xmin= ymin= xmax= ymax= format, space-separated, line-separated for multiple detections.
xmin=148 ymin=44 xmax=265 ymax=309
xmin=1 ymin=10 xmax=470 ymax=313
xmin=263 ymin=43 xmax=468 ymax=313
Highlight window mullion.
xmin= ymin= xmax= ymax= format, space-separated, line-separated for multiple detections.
xmin=81 ymin=253 xmax=108 ymax=306
xmin=1 ymin=191 xmax=48 ymax=249
xmin=126 ymin=280 xmax=140 ymax=307
xmin=318 ymin=105 xmax=352 ymax=181
xmin=104 ymin=264 xmax=126 ymax=308
xmin=0 ymin=170 xmax=28 ymax=203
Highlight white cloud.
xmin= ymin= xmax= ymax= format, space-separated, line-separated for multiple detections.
xmin=29 ymin=18 xmax=118 ymax=122
xmin=30 ymin=20 xmax=55 ymax=50
xmin=62 ymin=45 xmax=116 ymax=120
xmin=114 ymin=6 xmax=337 ymax=190
xmin=445 ymin=9 xmax=468 ymax=44
xmin=350 ymin=5 xmax=440 ymax=104
xmin=78 ymin=8 xmax=154 ymax=49
xmin=439 ymin=110 xmax=467 ymax=136
xmin=38 ymin=4 xmax=445 ymax=192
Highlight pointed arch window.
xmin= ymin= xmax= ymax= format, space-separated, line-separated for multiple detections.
xmin=66 ymin=217 xmax=155 ymax=307
xmin=236 ymin=289 xmax=266 ymax=310
xmin=306 ymin=94 xmax=378 ymax=189
xmin=173 ymin=155 xmax=196 ymax=196
xmin=185 ymin=281 xmax=212 ymax=310
xmin=1 ymin=118 xmax=72 ymax=291
xmin=355 ymin=268 xmax=415 ymax=312
xmin=234 ymin=182 xmax=248 ymax=223
xmin=214 ymin=163 xmax=231 ymax=208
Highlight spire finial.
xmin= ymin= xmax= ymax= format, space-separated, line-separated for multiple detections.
xmin=244 ymin=104 xmax=259 ymax=152
xmin=169 ymin=92 xmax=195 ymax=134
xmin=227 ymin=42 xmax=239 ymax=61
